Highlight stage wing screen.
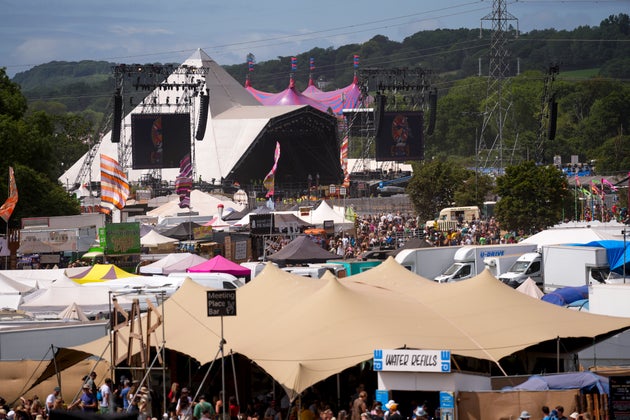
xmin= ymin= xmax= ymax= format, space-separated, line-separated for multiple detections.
xmin=131 ymin=113 xmax=191 ymax=169
xmin=375 ymin=111 xmax=424 ymax=162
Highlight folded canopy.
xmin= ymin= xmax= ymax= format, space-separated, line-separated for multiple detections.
xmin=69 ymin=258 xmax=630 ymax=401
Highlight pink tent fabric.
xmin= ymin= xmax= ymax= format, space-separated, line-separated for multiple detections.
xmin=187 ymin=255 xmax=251 ymax=276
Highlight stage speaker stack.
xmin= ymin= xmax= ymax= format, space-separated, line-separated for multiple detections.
xmin=548 ymin=99 xmax=558 ymax=140
xmin=111 ymin=91 xmax=122 ymax=143
xmin=374 ymin=93 xmax=386 ymax=136
xmin=427 ymin=90 xmax=438 ymax=135
xmin=195 ymin=91 xmax=210 ymax=140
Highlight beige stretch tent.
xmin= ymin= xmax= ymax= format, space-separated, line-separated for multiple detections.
xmin=69 ymin=257 xmax=630 ymax=400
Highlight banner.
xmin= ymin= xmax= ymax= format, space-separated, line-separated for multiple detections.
xmin=263 ymin=142 xmax=281 ymax=198
xmin=340 ymin=136 xmax=350 ymax=188
xmin=100 ymin=154 xmax=129 ymax=214
xmin=0 ymin=167 xmax=18 ymax=222
xmin=175 ymin=154 xmax=193 ymax=208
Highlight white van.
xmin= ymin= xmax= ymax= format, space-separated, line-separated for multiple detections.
xmin=167 ymin=272 xmax=245 ymax=289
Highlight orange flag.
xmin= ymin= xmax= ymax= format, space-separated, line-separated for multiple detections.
xmin=0 ymin=167 xmax=18 ymax=222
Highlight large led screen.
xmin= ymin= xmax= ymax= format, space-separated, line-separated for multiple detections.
xmin=131 ymin=113 xmax=191 ymax=169
xmin=375 ymin=111 xmax=424 ymax=162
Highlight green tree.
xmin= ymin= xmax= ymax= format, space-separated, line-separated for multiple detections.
xmin=494 ymin=161 xmax=569 ymax=233
xmin=453 ymin=172 xmax=495 ymax=209
xmin=406 ymin=159 xmax=472 ymax=221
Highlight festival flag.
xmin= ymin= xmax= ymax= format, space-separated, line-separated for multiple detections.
xmin=291 ymin=57 xmax=297 ymax=72
xmin=575 ymin=175 xmax=580 ymax=188
xmin=590 ymin=181 xmax=600 ymax=196
xmin=175 ymin=154 xmax=193 ymax=208
xmin=0 ymin=167 xmax=18 ymax=222
xmin=309 ymin=57 xmax=315 ymax=72
xmin=602 ymin=178 xmax=618 ymax=192
xmin=263 ymin=142 xmax=281 ymax=198
xmin=580 ymin=187 xmax=592 ymax=198
xmin=340 ymin=136 xmax=350 ymax=188
xmin=247 ymin=53 xmax=255 ymax=72
xmin=100 ymin=154 xmax=129 ymax=214
xmin=353 ymin=54 xmax=360 ymax=69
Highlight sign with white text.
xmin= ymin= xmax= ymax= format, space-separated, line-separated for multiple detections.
xmin=207 ymin=290 xmax=237 ymax=317
xmin=373 ymin=349 xmax=451 ymax=372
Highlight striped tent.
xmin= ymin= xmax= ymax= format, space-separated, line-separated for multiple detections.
xmin=68 ymin=263 xmax=140 ymax=284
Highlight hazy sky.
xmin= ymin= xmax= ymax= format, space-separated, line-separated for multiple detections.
xmin=1 ymin=0 xmax=628 ymax=77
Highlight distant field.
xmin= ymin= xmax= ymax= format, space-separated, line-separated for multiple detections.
xmin=558 ymin=68 xmax=600 ymax=80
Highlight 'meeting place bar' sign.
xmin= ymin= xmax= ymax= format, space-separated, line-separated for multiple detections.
xmin=373 ymin=349 xmax=451 ymax=372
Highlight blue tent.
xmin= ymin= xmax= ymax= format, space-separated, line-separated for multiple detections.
xmin=504 ymin=372 xmax=609 ymax=394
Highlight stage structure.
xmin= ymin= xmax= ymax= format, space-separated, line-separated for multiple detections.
xmin=343 ymin=67 xmax=432 ymax=184
xmin=72 ymin=63 xmax=209 ymax=194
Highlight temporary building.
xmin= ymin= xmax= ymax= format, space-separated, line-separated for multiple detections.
xmin=67 ymin=264 xmax=140 ymax=284
xmin=187 ymin=255 xmax=251 ymax=277
xmin=140 ymin=229 xmax=179 ymax=248
xmin=147 ymin=190 xmax=244 ymax=220
xmin=58 ymin=302 xmax=90 ymax=322
xmin=139 ymin=252 xmax=208 ymax=275
xmin=297 ymin=200 xmax=354 ymax=231
xmin=160 ymin=221 xmax=203 ymax=241
xmin=0 ymin=272 xmax=36 ymax=294
xmin=61 ymin=258 xmax=630 ymax=401
xmin=266 ymin=235 xmax=342 ymax=265
xmin=515 ymin=277 xmax=544 ymax=299
xmin=59 ymin=49 xmax=342 ymax=191
xmin=19 ymin=286 xmax=111 ymax=314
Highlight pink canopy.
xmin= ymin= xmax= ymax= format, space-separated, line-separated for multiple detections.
xmin=187 ymin=255 xmax=250 ymax=277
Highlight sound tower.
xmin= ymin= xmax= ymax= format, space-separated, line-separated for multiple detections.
xmin=195 ymin=90 xmax=210 ymax=140
xmin=427 ymin=90 xmax=437 ymax=135
xmin=111 ymin=90 xmax=122 ymax=143
xmin=548 ymin=99 xmax=558 ymax=140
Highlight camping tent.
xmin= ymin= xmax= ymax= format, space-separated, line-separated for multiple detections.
xmin=187 ymin=255 xmax=251 ymax=277
xmin=515 ymin=278 xmax=544 ymax=299
xmin=67 ymin=258 xmax=630 ymax=401
xmin=139 ymin=252 xmax=208 ymax=275
xmin=297 ymin=200 xmax=354 ymax=231
xmin=160 ymin=222 xmax=203 ymax=241
xmin=266 ymin=235 xmax=342 ymax=265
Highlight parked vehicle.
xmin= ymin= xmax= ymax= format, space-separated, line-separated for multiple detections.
xmin=542 ymin=245 xmax=610 ymax=292
xmin=483 ymin=254 xmax=524 ymax=279
xmin=395 ymin=246 xmax=462 ymax=279
xmin=498 ymin=252 xmax=544 ymax=287
xmin=434 ymin=243 xmax=538 ymax=283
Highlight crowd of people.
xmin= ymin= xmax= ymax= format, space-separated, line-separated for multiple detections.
xmin=318 ymin=211 xmax=529 ymax=261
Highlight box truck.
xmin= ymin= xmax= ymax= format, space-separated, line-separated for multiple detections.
xmin=394 ymin=246 xmax=462 ymax=279
xmin=434 ymin=243 xmax=538 ymax=283
xmin=542 ymin=245 xmax=610 ymax=292
xmin=498 ymin=251 xmax=543 ymax=287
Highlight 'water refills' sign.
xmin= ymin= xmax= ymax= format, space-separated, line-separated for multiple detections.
xmin=373 ymin=349 xmax=451 ymax=372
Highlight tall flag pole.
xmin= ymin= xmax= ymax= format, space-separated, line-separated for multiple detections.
xmin=574 ymin=174 xmax=580 ymax=221
xmin=0 ymin=167 xmax=18 ymax=223
xmin=340 ymin=136 xmax=350 ymax=188
xmin=175 ymin=154 xmax=193 ymax=208
xmin=99 ymin=154 xmax=129 ymax=214
xmin=263 ymin=142 xmax=281 ymax=198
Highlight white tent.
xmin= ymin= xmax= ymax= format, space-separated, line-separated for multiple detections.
xmin=140 ymin=229 xmax=179 ymax=248
xmin=516 ymin=277 xmax=544 ymax=299
xmin=146 ymin=190 xmax=244 ymax=220
xmin=20 ymin=286 xmax=111 ymax=315
xmin=139 ymin=252 xmax=208 ymax=275
xmin=298 ymin=200 xmax=354 ymax=230
xmin=522 ymin=225 xmax=620 ymax=246
xmin=0 ymin=272 xmax=36 ymax=294
xmin=58 ymin=302 xmax=90 ymax=322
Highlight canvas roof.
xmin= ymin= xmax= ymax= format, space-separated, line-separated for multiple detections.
xmin=147 ymin=190 xmax=244 ymax=219
xmin=67 ymin=264 xmax=140 ymax=284
xmin=515 ymin=277 xmax=545 ymax=299
xmin=0 ymin=272 xmax=36 ymax=294
xmin=68 ymin=257 xmax=630 ymax=401
xmin=187 ymin=255 xmax=251 ymax=276
xmin=58 ymin=302 xmax=90 ymax=322
xmin=266 ymin=235 xmax=342 ymax=265
xmin=140 ymin=229 xmax=179 ymax=248
xmin=297 ymin=200 xmax=354 ymax=230
xmin=139 ymin=252 xmax=208 ymax=275
xmin=20 ymin=286 xmax=112 ymax=314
